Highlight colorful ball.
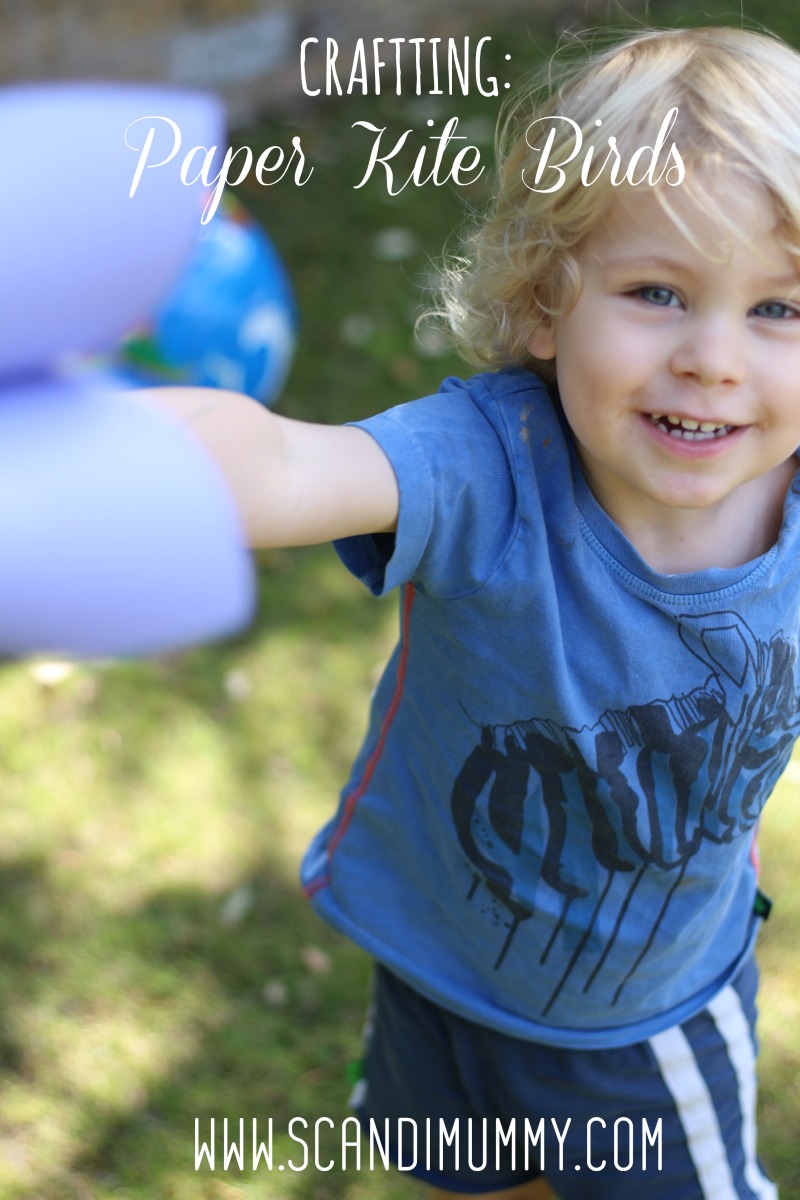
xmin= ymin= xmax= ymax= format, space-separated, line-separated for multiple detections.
xmin=120 ymin=199 xmax=296 ymax=406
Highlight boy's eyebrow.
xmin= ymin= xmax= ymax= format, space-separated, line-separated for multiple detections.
xmin=599 ymin=254 xmax=691 ymax=275
xmin=600 ymin=253 xmax=800 ymax=289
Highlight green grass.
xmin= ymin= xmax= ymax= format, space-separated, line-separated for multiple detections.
xmin=4 ymin=1 xmax=800 ymax=1196
xmin=0 ymin=551 xmax=407 ymax=1200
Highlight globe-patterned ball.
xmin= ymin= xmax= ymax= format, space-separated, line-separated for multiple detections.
xmin=120 ymin=198 xmax=296 ymax=407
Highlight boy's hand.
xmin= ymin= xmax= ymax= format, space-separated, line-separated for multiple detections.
xmin=143 ymin=387 xmax=399 ymax=548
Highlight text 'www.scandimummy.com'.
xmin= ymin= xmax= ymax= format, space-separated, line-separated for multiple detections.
xmin=194 ymin=1115 xmax=664 ymax=1174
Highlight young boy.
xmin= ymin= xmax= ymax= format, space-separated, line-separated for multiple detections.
xmin=151 ymin=26 xmax=800 ymax=1199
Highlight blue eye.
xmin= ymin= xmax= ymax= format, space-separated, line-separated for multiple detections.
xmin=635 ymin=285 xmax=679 ymax=307
xmin=752 ymin=300 xmax=797 ymax=319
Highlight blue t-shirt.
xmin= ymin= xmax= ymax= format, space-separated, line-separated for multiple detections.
xmin=301 ymin=369 xmax=800 ymax=1048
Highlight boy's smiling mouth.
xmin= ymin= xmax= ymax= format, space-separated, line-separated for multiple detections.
xmin=646 ymin=413 xmax=736 ymax=441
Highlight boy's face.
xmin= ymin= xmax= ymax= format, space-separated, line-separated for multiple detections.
xmin=528 ymin=176 xmax=800 ymax=559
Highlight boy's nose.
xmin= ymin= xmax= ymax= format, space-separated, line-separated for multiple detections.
xmin=668 ymin=316 xmax=745 ymax=388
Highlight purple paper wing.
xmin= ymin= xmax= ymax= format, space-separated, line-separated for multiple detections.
xmin=0 ymin=83 xmax=223 ymax=375
xmin=0 ymin=375 xmax=255 ymax=658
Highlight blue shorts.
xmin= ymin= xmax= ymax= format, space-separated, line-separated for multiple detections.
xmin=352 ymin=952 xmax=777 ymax=1198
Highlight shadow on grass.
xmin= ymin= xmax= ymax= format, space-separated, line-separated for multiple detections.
xmin=0 ymin=853 xmax=390 ymax=1200
xmin=74 ymin=878 xmax=374 ymax=1200
xmin=0 ymin=545 xmax=406 ymax=1199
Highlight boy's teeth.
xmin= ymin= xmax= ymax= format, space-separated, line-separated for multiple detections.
xmin=648 ymin=413 xmax=732 ymax=440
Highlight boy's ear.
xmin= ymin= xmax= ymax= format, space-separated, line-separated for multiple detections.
xmin=527 ymin=323 xmax=557 ymax=360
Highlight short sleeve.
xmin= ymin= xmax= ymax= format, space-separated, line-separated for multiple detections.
xmin=332 ymin=376 xmax=520 ymax=599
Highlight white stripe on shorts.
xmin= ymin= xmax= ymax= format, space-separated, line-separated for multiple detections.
xmin=707 ymin=986 xmax=778 ymax=1200
xmin=649 ymin=983 xmax=778 ymax=1200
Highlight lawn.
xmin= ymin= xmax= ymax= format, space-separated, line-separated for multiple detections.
xmin=2 ymin=1 xmax=799 ymax=1197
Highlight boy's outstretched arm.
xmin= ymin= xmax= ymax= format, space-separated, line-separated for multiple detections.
xmin=146 ymin=387 xmax=399 ymax=548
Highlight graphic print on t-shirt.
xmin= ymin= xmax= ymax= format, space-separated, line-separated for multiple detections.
xmin=450 ymin=610 xmax=800 ymax=1013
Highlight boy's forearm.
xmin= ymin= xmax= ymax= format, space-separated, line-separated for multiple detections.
xmin=142 ymin=386 xmax=288 ymax=545
xmin=142 ymin=386 xmax=399 ymax=548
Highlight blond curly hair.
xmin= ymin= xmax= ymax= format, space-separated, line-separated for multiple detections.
xmin=436 ymin=26 xmax=800 ymax=379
